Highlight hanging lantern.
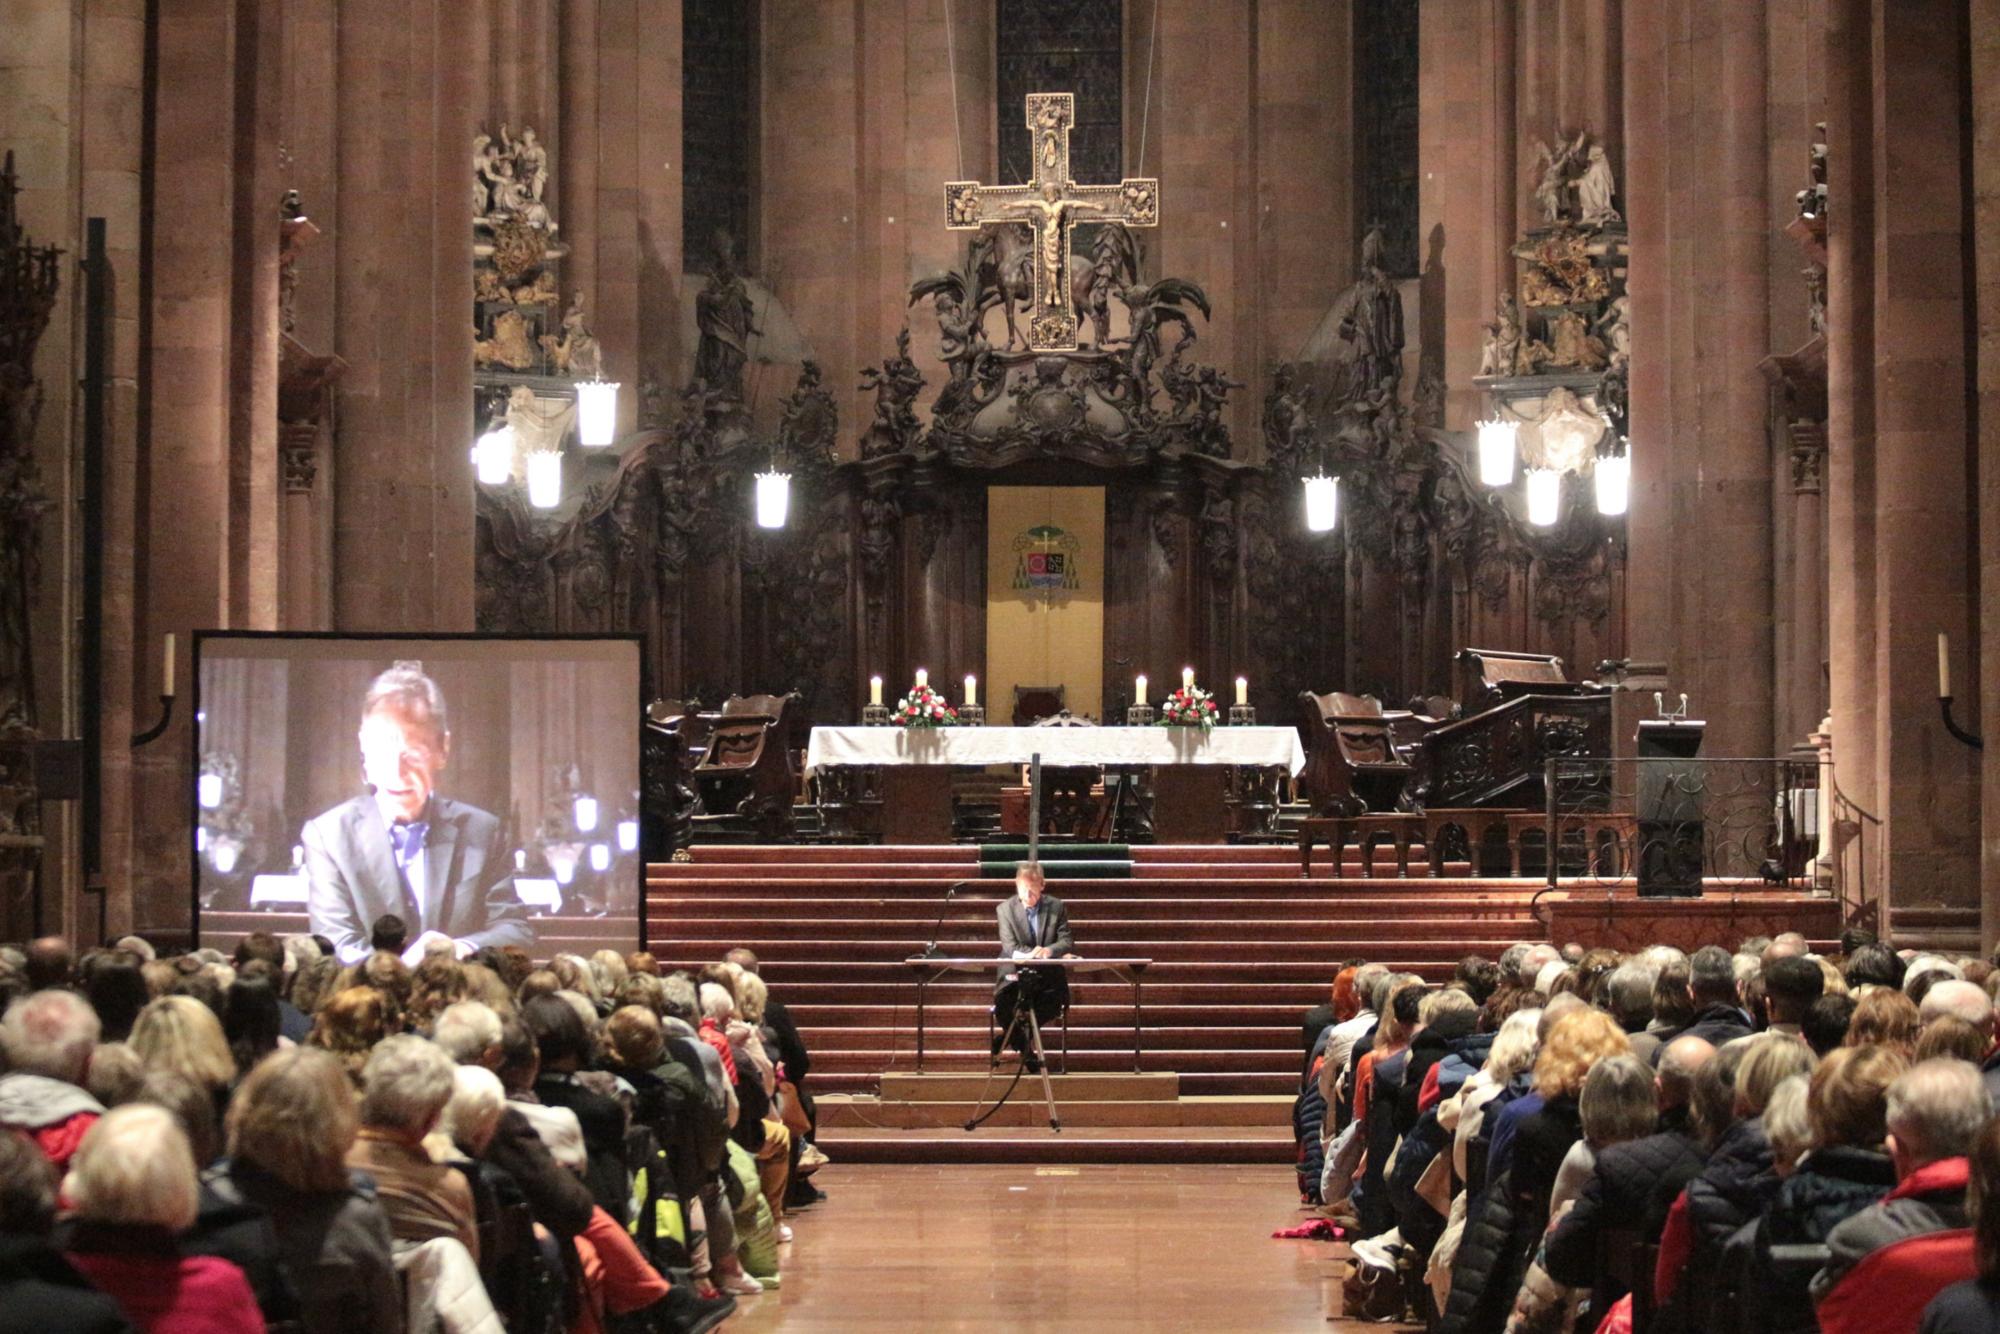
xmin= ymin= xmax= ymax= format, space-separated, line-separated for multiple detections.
xmin=197 ymin=772 xmax=225 ymax=811
xmin=1595 ymin=445 xmax=1631 ymax=517
xmin=616 ymin=818 xmax=640 ymax=853
xmin=573 ymin=795 xmax=599 ymax=833
xmin=526 ymin=450 xmax=563 ymax=509
xmin=1526 ymin=468 xmax=1562 ymax=527
xmin=1303 ymin=473 xmax=1340 ymax=533
xmin=473 ymin=423 xmax=516 ymax=485
xmin=589 ymin=843 xmax=612 ymax=873
xmin=1477 ymin=418 xmax=1519 ymax=487
xmin=575 ymin=380 xmax=621 ymax=447
xmin=756 ymin=469 xmax=792 ymax=529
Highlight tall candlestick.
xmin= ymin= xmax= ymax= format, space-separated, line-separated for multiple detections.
xmin=964 ymin=675 xmax=977 ymax=708
xmin=1135 ymin=674 xmax=1147 ymax=706
xmin=1235 ymin=676 xmax=1248 ymax=706
xmin=163 ymin=633 xmax=176 ymax=699
xmin=915 ymin=667 xmax=928 ymax=689
xmin=1939 ymin=633 xmax=1951 ymax=699
xmin=869 ymin=675 xmax=883 ymax=706
xmin=1181 ymin=666 xmax=1195 ymax=691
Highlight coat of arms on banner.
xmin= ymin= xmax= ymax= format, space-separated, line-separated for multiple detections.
xmin=1012 ymin=523 xmax=1082 ymax=601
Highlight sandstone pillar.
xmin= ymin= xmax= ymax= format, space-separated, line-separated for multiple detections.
xmin=1974 ymin=0 xmax=2000 ymax=948
xmin=1822 ymin=0 xmax=1879 ymax=903
xmin=1870 ymin=0 xmax=1979 ymax=912
xmin=331 ymin=0 xmax=476 ymax=632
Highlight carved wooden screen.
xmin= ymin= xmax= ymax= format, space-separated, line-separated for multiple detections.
xmin=995 ymin=0 xmax=1124 ymax=186
xmin=683 ymin=0 xmax=756 ymax=273
xmin=1354 ymin=0 xmax=1420 ymax=278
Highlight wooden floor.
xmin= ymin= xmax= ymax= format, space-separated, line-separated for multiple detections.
xmin=728 ymin=1163 xmax=1410 ymax=1332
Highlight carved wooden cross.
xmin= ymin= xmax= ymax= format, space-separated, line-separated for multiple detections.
xmin=944 ymin=92 xmax=1160 ymax=352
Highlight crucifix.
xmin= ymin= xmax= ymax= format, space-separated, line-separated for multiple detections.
xmin=944 ymin=92 xmax=1160 ymax=352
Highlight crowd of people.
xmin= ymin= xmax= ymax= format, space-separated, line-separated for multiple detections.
xmin=1292 ymin=930 xmax=2000 ymax=1333
xmin=0 ymin=922 xmax=827 ymax=1333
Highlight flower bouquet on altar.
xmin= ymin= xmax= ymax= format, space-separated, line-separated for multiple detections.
xmin=1158 ymin=684 xmax=1218 ymax=730
xmin=893 ymin=682 xmax=959 ymax=729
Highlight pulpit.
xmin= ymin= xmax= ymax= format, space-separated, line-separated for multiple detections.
xmin=1297 ymin=691 xmax=1413 ymax=817
xmin=691 ymin=692 xmax=801 ymax=840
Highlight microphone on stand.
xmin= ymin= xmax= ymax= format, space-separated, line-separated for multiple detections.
xmin=918 ymin=880 xmax=974 ymax=960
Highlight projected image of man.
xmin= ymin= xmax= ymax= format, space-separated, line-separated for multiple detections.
xmin=304 ymin=662 xmax=531 ymax=964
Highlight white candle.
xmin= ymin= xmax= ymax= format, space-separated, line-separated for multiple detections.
xmin=915 ymin=667 xmax=928 ymax=690
xmin=1939 ymin=633 xmax=1951 ymax=699
xmin=163 ymin=633 xmax=176 ymax=699
xmin=1135 ymin=674 xmax=1147 ymax=706
xmin=1236 ymin=676 xmax=1248 ymax=706
xmin=870 ymin=675 xmax=883 ymax=706
xmin=964 ymin=675 xmax=977 ymax=708
xmin=1181 ymin=666 xmax=1195 ymax=691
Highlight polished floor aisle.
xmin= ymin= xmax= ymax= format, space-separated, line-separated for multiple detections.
xmin=730 ymin=1163 xmax=1384 ymax=1332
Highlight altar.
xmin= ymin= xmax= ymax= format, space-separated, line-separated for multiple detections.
xmin=806 ymin=725 xmax=1306 ymax=845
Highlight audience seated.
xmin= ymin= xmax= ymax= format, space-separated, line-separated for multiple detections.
xmin=0 ymin=990 xmax=103 ymax=1171
xmin=0 ymin=1129 xmax=130 ymax=1333
xmin=22 ymin=933 xmax=753 ymax=1334
xmin=1285 ymin=930 xmax=2000 ymax=1334
xmin=60 ymin=1104 xmax=267 ymax=1333
xmin=1813 ymin=1058 xmax=1989 ymax=1333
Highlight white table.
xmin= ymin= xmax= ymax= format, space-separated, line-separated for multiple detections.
xmin=804 ymin=724 xmax=1305 ymax=776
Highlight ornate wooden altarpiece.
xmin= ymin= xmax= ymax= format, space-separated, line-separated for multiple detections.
xmin=473 ymin=203 xmax=1629 ymax=800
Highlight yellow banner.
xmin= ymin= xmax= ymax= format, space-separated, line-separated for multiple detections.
xmin=985 ymin=486 xmax=1106 ymax=723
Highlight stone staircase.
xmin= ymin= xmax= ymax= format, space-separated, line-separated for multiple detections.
xmin=646 ymin=841 xmax=1546 ymax=1161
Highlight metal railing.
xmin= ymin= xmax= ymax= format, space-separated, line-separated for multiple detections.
xmin=1540 ymin=756 xmax=1825 ymax=894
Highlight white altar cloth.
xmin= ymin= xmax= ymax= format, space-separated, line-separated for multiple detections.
xmin=803 ymin=724 xmax=1305 ymax=776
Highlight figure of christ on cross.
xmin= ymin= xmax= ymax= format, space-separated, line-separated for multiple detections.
xmin=944 ymin=91 xmax=1160 ymax=352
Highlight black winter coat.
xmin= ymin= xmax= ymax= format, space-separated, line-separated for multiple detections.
xmin=1685 ymin=1117 xmax=1778 ymax=1252
xmin=1746 ymin=1145 xmax=1896 ymax=1334
xmin=1508 ymin=1093 xmax=1584 ymax=1223
xmin=0 ymin=1234 xmax=130 ymax=1334
xmin=1543 ymin=1112 xmax=1705 ymax=1304
xmin=1439 ymin=1163 xmax=1524 ymax=1334
xmin=484 ymin=1105 xmax=596 ymax=1238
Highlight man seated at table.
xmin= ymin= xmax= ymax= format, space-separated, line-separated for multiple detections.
xmin=994 ymin=862 xmax=1073 ymax=1073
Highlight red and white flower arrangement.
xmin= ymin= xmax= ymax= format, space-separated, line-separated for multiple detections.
xmin=893 ymin=682 xmax=959 ymax=729
xmin=1159 ymin=683 xmax=1217 ymax=730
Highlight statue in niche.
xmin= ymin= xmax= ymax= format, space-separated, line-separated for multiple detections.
xmin=541 ymin=292 xmax=604 ymax=380
xmin=1576 ymin=142 xmax=1620 ymax=227
xmin=857 ymin=329 xmax=926 ymax=457
xmin=1191 ymin=365 xmax=1245 ymax=450
xmin=1479 ymin=293 xmax=1527 ymax=377
xmin=693 ymin=232 xmax=758 ymax=401
xmin=1332 ymin=225 xmax=1405 ymax=404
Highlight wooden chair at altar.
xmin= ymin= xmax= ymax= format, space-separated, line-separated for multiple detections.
xmin=1456 ymin=648 xmax=1597 ymax=714
xmin=1296 ymin=690 xmax=1414 ymax=818
xmin=1012 ymin=684 xmax=1067 ymax=727
xmin=690 ymin=691 xmax=801 ymax=840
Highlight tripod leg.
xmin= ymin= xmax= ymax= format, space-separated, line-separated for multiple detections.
xmin=1027 ymin=1009 xmax=1061 ymax=1132
xmin=966 ymin=1002 xmax=1030 ymax=1132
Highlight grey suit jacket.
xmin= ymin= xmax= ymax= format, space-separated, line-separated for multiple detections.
xmin=995 ymin=894 xmax=1072 ymax=1000
xmin=303 ymin=793 xmax=532 ymax=963
xmin=997 ymin=894 xmax=1072 ymax=958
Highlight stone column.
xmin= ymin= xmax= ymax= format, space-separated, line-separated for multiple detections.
xmin=1151 ymin=2 xmax=1256 ymax=443
xmin=1821 ymin=0 xmax=1878 ymax=902
xmin=1619 ymin=0 xmax=1670 ymax=661
xmin=330 ymin=0 xmax=475 ymax=631
xmin=1974 ymin=0 xmax=2000 ymax=948
xmin=227 ymin=0 xmax=284 ymax=630
xmin=1419 ymin=0 xmax=1517 ymax=432
xmin=1869 ymin=0 xmax=1979 ymax=912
